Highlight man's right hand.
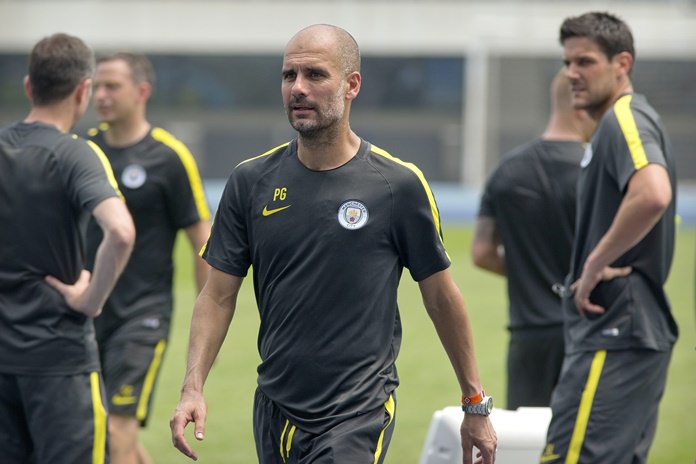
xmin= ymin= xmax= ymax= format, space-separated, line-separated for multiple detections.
xmin=170 ymin=390 xmax=208 ymax=461
xmin=461 ymin=414 xmax=497 ymax=463
xmin=45 ymin=270 xmax=101 ymax=317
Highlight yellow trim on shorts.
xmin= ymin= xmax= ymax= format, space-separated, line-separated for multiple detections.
xmin=136 ymin=339 xmax=167 ymax=421
xmin=566 ymin=350 xmax=607 ymax=464
xmin=286 ymin=422 xmax=296 ymax=459
xmin=614 ymin=95 xmax=649 ymax=170
xmin=151 ymin=127 xmax=211 ymax=221
xmin=279 ymin=419 xmax=289 ymax=462
xmin=373 ymin=394 xmax=396 ymax=464
xmin=279 ymin=418 xmax=296 ymax=462
xmin=89 ymin=371 xmax=107 ymax=464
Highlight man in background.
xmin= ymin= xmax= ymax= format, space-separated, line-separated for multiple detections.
xmin=541 ymin=11 xmax=677 ymax=463
xmin=86 ymin=52 xmax=211 ymax=464
xmin=471 ymin=69 xmax=594 ymax=409
xmin=0 ymin=33 xmax=135 ymax=463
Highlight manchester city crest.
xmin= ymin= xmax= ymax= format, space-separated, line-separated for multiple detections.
xmin=337 ymin=200 xmax=369 ymax=230
xmin=121 ymin=164 xmax=147 ymax=189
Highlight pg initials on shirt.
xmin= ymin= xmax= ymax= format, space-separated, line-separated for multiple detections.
xmin=273 ymin=187 xmax=287 ymax=201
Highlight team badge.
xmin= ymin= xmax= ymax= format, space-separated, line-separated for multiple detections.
xmin=121 ymin=164 xmax=147 ymax=189
xmin=580 ymin=143 xmax=593 ymax=168
xmin=337 ymin=200 xmax=369 ymax=230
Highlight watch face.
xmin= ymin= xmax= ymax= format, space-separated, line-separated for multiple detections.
xmin=483 ymin=396 xmax=493 ymax=414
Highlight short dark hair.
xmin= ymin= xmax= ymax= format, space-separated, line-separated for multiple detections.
xmin=97 ymin=52 xmax=156 ymax=87
xmin=28 ymin=33 xmax=94 ymax=106
xmin=560 ymin=12 xmax=635 ymax=64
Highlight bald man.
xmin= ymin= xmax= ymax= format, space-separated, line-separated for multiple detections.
xmin=471 ymin=69 xmax=595 ymax=410
xmin=171 ymin=24 xmax=496 ymax=464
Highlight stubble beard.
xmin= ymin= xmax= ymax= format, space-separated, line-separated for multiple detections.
xmin=576 ymin=91 xmax=613 ymax=120
xmin=287 ymin=88 xmax=346 ymax=140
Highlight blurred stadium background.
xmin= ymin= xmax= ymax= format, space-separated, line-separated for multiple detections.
xmin=1 ymin=0 xmax=695 ymax=223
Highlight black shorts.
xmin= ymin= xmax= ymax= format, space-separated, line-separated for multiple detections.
xmin=0 ymin=371 xmax=109 ymax=463
xmin=507 ymin=325 xmax=564 ymax=409
xmin=253 ymin=388 xmax=396 ymax=463
xmin=541 ymin=348 xmax=672 ymax=464
xmin=98 ymin=315 xmax=169 ymax=426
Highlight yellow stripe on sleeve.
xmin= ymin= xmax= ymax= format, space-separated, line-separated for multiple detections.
xmin=614 ymin=95 xmax=649 ymax=170
xmin=565 ymin=350 xmax=607 ymax=464
xmin=370 ymin=145 xmax=443 ymax=240
xmin=89 ymin=371 xmax=107 ymax=464
xmin=151 ymin=127 xmax=211 ymax=221
xmin=86 ymin=139 xmax=124 ymax=201
xmin=237 ymin=141 xmax=291 ymax=168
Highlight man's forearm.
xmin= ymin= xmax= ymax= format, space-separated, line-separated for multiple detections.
xmin=471 ymin=217 xmax=506 ymax=276
xmin=182 ymin=297 xmax=234 ymax=393
xmin=586 ymin=164 xmax=671 ymax=273
xmin=84 ymin=198 xmax=135 ymax=316
xmin=420 ymin=271 xmax=484 ymax=395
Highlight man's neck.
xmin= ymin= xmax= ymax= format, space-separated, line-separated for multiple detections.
xmin=589 ymin=81 xmax=635 ymax=122
xmin=103 ymin=118 xmax=151 ymax=148
xmin=296 ymin=128 xmax=361 ymax=171
xmin=542 ymin=115 xmax=587 ymax=142
xmin=24 ymin=104 xmax=75 ymax=134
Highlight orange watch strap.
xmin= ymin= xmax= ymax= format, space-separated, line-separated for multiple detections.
xmin=461 ymin=390 xmax=485 ymax=405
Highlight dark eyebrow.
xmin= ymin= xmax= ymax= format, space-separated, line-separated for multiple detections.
xmin=305 ymin=65 xmax=327 ymax=75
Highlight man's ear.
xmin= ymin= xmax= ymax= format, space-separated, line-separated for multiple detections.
xmin=614 ymin=51 xmax=634 ymax=78
xmin=138 ymin=81 xmax=153 ymax=103
xmin=345 ymin=71 xmax=361 ymax=102
xmin=23 ymin=75 xmax=33 ymax=101
xmin=75 ymin=78 xmax=92 ymax=105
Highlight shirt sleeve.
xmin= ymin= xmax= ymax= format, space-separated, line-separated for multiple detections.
xmin=202 ymin=167 xmax=251 ymax=277
xmin=60 ymin=135 xmax=121 ymax=212
xmin=390 ymin=165 xmax=451 ymax=282
xmin=159 ymin=134 xmax=211 ymax=229
xmin=611 ymin=96 xmax=668 ymax=191
xmin=477 ymin=168 xmax=498 ymax=218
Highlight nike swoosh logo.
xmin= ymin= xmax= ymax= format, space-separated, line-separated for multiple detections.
xmin=262 ymin=205 xmax=292 ymax=216
xmin=539 ymin=454 xmax=561 ymax=463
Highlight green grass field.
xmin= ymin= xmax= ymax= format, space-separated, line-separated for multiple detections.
xmin=142 ymin=226 xmax=695 ymax=463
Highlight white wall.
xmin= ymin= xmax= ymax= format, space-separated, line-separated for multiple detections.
xmin=1 ymin=1 xmax=695 ymax=57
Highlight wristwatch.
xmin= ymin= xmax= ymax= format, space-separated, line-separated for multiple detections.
xmin=462 ymin=395 xmax=493 ymax=416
